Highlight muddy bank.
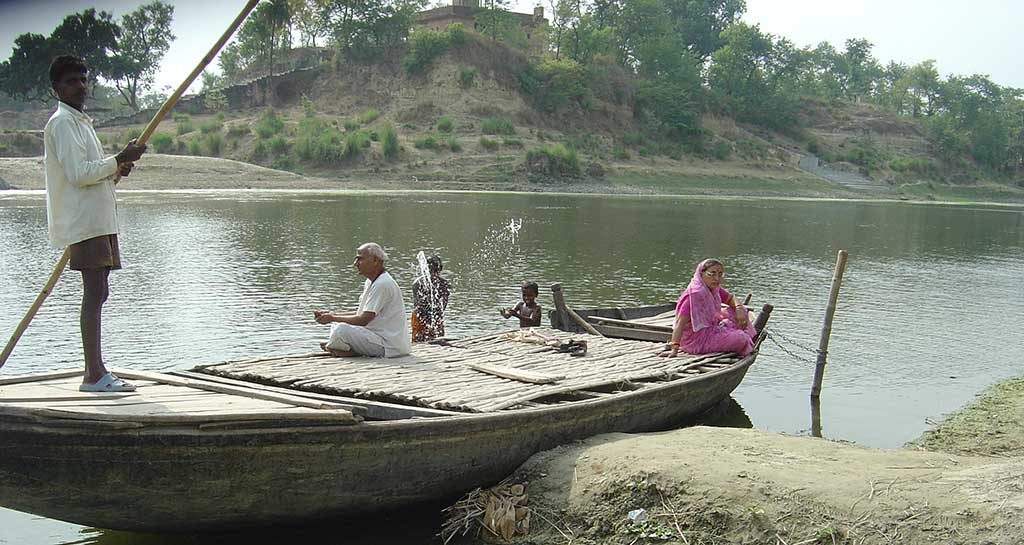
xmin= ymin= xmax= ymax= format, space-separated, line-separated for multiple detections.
xmin=495 ymin=427 xmax=1023 ymax=545
xmin=456 ymin=378 xmax=1024 ymax=545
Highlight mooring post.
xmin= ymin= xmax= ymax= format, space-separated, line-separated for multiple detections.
xmin=550 ymin=283 xmax=571 ymax=330
xmin=810 ymin=249 xmax=848 ymax=399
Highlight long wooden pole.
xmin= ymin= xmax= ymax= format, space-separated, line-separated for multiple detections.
xmin=0 ymin=0 xmax=260 ymax=370
xmin=810 ymin=249 xmax=848 ymax=398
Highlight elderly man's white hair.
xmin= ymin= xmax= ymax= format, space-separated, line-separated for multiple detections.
xmin=358 ymin=242 xmax=388 ymax=262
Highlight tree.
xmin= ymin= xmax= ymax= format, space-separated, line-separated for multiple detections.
xmin=49 ymin=8 xmax=121 ymax=81
xmin=0 ymin=33 xmax=55 ymax=102
xmin=908 ymin=60 xmax=941 ymax=116
xmin=475 ymin=0 xmax=518 ymax=42
xmin=668 ymin=0 xmax=746 ymax=61
xmin=220 ymin=0 xmax=292 ymax=91
xmin=109 ymin=1 xmax=175 ymax=111
xmin=0 ymin=8 xmax=119 ymax=103
xmin=290 ymin=0 xmax=332 ymax=48
xmin=842 ymin=38 xmax=880 ymax=101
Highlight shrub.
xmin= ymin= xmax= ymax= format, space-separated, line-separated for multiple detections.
xmin=479 ymin=136 xmax=499 ymax=151
xmin=403 ymin=28 xmax=451 ymax=74
xmin=199 ymin=119 xmax=223 ymax=134
xmin=301 ymin=95 xmax=316 ymax=118
xmin=272 ymin=155 xmax=295 ymax=171
xmin=251 ymin=140 xmax=267 ymax=160
xmin=175 ymin=120 xmax=193 ymax=135
xmin=447 ymin=138 xmax=462 ymax=152
xmin=381 ymin=124 xmax=399 ymax=160
xmin=255 ymin=109 xmax=284 ymax=138
xmin=358 ymin=109 xmax=381 ymax=125
xmin=525 ymin=144 xmax=581 ymax=178
xmin=268 ymin=135 xmax=288 ymax=155
xmin=150 ymin=132 xmax=174 ymax=154
xmin=613 ymin=147 xmax=630 ymax=160
xmin=446 ymin=23 xmax=467 ymax=46
xmin=711 ymin=140 xmax=731 ymax=160
xmin=203 ymin=133 xmax=224 ymax=156
xmin=187 ymin=138 xmax=201 ymax=156
xmin=437 ymin=115 xmax=454 ymax=133
xmin=502 ymin=137 xmax=523 ymax=147
xmin=622 ymin=132 xmax=643 ymax=147
xmin=481 ymin=117 xmax=515 ymax=135
xmin=122 ymin=127 xmax=142 ymax=142
xmin=172 ymin=113 xmax=190 ymax=123
xmin=458 ymin=67 xmax=477 ymax=89
xmin=529 ymin=58 xmax=588 ymax=112
xmin=227 ymin=124 xmax=250 ymax=138
xmin=215 ymin=112 xmax=226 ymax=122
xmin=293 ymin=117 xmax=343 ymax=163
xmin=343 ymin=119 xmax=360 ymax=131
xmin=343 ymin=130 xmax=370 ymax=159
xmin=414 ymin=135 xmax=439 ymax=150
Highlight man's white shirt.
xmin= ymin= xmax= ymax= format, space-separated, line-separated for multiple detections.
xmin=358 ymin=271 xmax=412 ymax=357
xmin=44 ymin=101 xmax=119 ymax=248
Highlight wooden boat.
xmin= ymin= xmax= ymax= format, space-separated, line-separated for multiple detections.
xmin=0 ymin=324 xmax=769 ymax=532
xmin=548 ymin=283 xmax=772 ymax=343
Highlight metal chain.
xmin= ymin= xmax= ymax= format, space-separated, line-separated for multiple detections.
xmin=763 ymin=329 xmax=821 ymax=365
xmin=768 ymin=328 xmax=821 ymax=354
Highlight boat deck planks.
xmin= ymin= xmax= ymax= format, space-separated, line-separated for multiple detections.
xmin=196 ymin=328 xmax=740 ymax=413
xmin=0 ymin=375 xmax=358 ymax=425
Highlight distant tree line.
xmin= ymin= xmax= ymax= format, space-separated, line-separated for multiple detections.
xmin=0 ymin=1 xmax=174 ymax=112
xmin=539 ymin=0 xmax=1023 ymax=171
xmin=3 ymin=0 xmax=1021 ymax=172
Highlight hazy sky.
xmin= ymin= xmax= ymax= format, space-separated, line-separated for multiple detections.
xmin=1 ymin=0 xmax=1021 ymax=97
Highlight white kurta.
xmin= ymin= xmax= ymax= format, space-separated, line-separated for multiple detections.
xmin=43 ymin=102 xmax=119 ymax=248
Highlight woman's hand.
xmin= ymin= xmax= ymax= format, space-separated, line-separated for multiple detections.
xmin=735 ymin=306 xmax=749 ymax=329
xmin=658 ymin=344 xmax=679 ymax=358
xmin=314 ymin=310 xmax=334 ymax=324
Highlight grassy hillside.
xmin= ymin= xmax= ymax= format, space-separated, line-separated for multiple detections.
xmin=3 ymin=33 xmax=1023 ymax=201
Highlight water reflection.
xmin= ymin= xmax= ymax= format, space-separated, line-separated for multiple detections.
xmin=1 ymin=191 xmax=1023 ymax=544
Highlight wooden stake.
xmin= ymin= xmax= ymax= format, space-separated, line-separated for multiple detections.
xmin=810 ymin=250 xmax=848 ymax=398
xmin=0 ymin=0 xmax=259 ymax=370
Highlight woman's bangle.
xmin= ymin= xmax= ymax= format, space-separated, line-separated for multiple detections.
xmin=669 ymin=342 xmax=679 ymax=347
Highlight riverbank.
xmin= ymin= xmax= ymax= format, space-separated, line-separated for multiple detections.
xmin=3 ymin=154 xmax=1023 ymax=203
xmin=460 ymin=377 xmax=1024 ymax=545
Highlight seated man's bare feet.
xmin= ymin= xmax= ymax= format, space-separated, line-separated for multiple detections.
xmin=320 ymin=341 xmax=356 ymax=357
xmin=328 ymin=348 xmax=356 ymax=357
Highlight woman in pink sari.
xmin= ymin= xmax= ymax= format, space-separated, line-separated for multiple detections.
xmin=660 ymin=258 xmax=757 ymax=357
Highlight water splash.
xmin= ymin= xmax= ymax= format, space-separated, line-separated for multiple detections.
xmin=505 ymin=218 xmax=523 ymax=245
xmin=412 ymin=250 xmax=449 ymax=341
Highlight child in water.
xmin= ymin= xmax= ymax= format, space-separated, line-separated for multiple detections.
xmin=500 ymin=281 xmax=542 ymax=328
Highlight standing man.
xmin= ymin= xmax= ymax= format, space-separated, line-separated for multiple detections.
xmin=44 ymin=56 xmax=147 ymax=392
xmin=314 ymin=242 xmax=412 ymax=358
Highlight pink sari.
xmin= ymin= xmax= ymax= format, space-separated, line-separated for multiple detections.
xmin=675 ymin=259 xmax=757 ymax=356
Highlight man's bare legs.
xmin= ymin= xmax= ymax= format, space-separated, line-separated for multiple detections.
xmin=81 ymin=268 xmax=110 ymax=384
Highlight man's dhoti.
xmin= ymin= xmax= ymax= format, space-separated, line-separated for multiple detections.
xmin=326 ymin=323 xmax=386 ymax=357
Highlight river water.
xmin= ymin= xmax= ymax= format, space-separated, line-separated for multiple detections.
xmin=1 ymin=190 xmax=1022 ymax=544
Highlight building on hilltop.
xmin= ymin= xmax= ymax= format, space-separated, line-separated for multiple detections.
xmin=416 ymin=0 xmax=548 ymax=41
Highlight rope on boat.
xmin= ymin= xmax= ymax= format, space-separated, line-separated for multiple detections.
xmin=764 ymin=328 xmax=822 ymax=365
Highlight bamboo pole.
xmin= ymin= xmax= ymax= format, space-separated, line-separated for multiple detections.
xmin=0 ymin=0 xmax=259 ymax=370
xmin=810 ymin=250 xmax=848 ymax=398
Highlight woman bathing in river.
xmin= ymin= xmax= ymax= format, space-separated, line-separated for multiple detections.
xmin=661 ymin=258 xmax=757 ymax=358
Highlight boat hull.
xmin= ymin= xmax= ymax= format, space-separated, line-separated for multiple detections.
xmin=0 ymin=357 xmax=752 ymax=532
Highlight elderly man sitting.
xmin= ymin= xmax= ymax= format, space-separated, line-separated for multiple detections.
xmin=314 ymin=242 xmax=412 ymax=358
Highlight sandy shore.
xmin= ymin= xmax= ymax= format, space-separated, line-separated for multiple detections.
xmin=450 ymin=377 xmax=1024 ymax=545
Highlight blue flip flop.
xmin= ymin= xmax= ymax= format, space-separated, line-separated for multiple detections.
xmin=79 ymin=372 xmax=137 ymax=393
